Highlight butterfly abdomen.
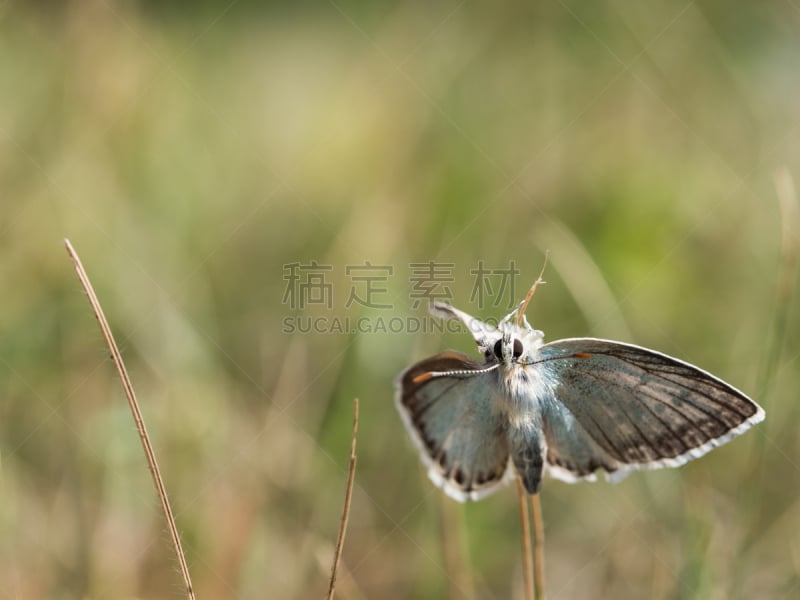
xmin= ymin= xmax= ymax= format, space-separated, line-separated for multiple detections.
xmin=508 ymin=419 xmax=546 ymax=494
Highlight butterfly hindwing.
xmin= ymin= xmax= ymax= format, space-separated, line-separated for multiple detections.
xmin=540 ymin=398 xmax=621 ymax=482
xmin=532 ymin=338 xmax=765 ymax=480
xmin=395 ymin=351 xmax=511 ymax=501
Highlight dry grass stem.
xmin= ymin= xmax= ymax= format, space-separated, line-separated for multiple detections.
xmin=64 ymin=239 xmax=196 ymax=600
xmin=326 ymin=397 xmax=359 ymax=600
xmin=516 ymin=477 xmax=535 ymax=600
xmin=516 ymin=253 xmax=549 ymax=327
xmin=515 ymin=261 xmax=549 ymax=600
xmin=530 ymin=494 xmax=546 ymax=600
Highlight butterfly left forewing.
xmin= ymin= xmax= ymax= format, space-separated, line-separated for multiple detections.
xmin=429 ymin=302 xmax=500 ymax=353
xmin=530 ymin=338 xmax=764 ymax=480
xmin=396 ymin=351 xmax=512 ymax=502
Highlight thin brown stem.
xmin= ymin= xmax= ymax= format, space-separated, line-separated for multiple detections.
xmin=516 ymin=253 xmax=549 ymax=327
xmin=64 ymin=239 xmax=195 ymax=600
xmin=529 ymin=494 xmax=546 ymax=600
xmin=327 ymin=398 xmax=359 ymax=600
xmin=516 ymin=477 xmax=534 ymax=600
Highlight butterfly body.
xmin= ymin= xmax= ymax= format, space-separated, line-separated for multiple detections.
xmin=396 ymin=298 xmax=765 ymax=502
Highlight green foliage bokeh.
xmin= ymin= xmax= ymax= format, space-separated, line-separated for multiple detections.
xmin=1 ymin=1 xmax=798 ymax=598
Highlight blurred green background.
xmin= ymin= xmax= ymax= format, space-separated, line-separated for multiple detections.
xmin=1 ymin=1 xmax=798 ymax=598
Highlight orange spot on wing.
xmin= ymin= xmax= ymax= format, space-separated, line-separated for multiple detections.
xmin=572 ymin=352 xmax=592 ymax=359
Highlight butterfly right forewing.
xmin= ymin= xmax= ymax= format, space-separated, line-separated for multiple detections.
xmin=531 ymin=338 xmax=764 ymax=481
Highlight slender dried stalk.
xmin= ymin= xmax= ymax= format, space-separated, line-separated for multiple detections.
xmin=516 ymin=254 xmax=549 ymax=325
xmin=64 ymin=239 xmax=195 ymax=600
xmin=516 ymin=477 xmax=535 ymax=600
xmin=327 ymin=398 xmax=359 ymax=600
xmin=529 ymin=494 xmax=546 ymax=600
xmin=515 ymin=261 xmax=548 ymax=600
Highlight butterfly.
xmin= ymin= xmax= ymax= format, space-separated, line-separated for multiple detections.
xmin=395 ymin=276 xmax=765 ymax=502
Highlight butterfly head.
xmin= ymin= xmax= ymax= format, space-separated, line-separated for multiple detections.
xmin=487 ymin=319 xmax=544 ymax=367
xmin=487 ymin=275 xmax=548 ymax=367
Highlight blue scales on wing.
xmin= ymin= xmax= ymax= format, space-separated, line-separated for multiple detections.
xmin=531 ymin=338 xmax=765 ymax=482
xmin=395 ymin=351 xmax=512 ymax=502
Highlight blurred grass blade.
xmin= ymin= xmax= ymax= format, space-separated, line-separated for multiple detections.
xmin=758 ymin=168 xmax=800 ymax=400
xmin=327 ymin=397 xmax=359 ymax=600
xmin=64 ymin=239 xmax=196 ymax=600
xmin=438 ymin=489 xmax=474 ymax=598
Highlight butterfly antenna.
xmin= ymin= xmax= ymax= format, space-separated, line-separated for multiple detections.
xmin=412 ymin=363 xmax=500 ymax=384
xmin=516 ymin=252 xmax=549 ymax=327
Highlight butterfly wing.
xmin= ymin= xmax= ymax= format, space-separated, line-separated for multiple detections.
xmin=531 ymin=338 xmax=765 ymax=482
xmin=430 ymin=302 xmax=500 ymax=354
xmin=395 ymin=351 xmax=511 ymax=501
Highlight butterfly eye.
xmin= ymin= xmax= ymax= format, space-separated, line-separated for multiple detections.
xmin=512 ymin=338 xmax=523 ymax=359
xmin=493 ymin=339 xmax=503 ymax=359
